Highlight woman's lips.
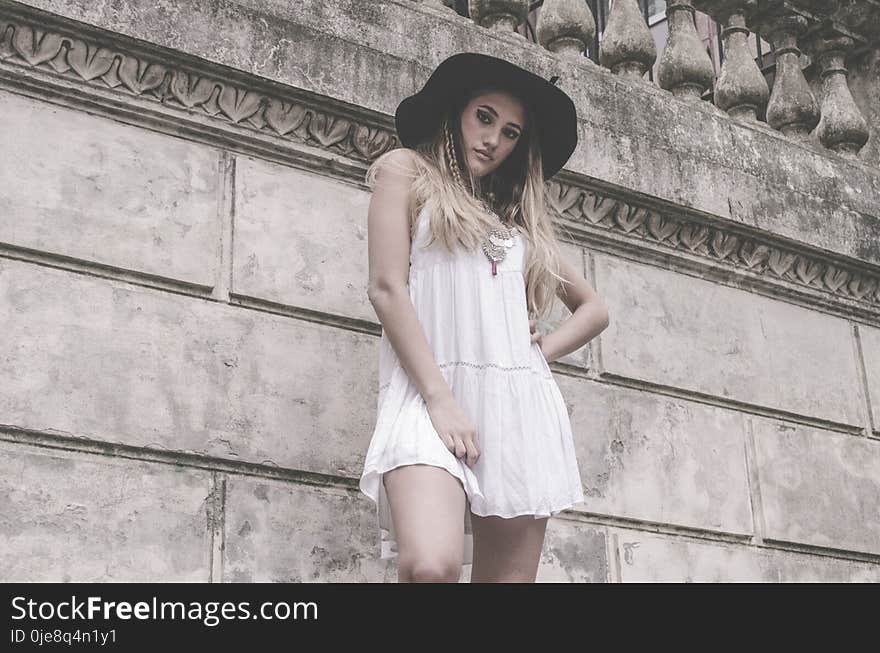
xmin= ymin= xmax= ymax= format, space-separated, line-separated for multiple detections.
xmin=475 ymin=149 xmax=492 ymax=161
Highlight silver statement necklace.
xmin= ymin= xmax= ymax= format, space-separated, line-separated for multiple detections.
xmin=479 ymin=201 xmax=516 ymax=276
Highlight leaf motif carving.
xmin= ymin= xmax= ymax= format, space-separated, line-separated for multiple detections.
xmin=352 ymin=125 xmax=393 ymax=159
xmin=767 ymin=250 xmax=796 ymax=278
xmin=170 ymin=71 xmax=215 ymax=108
xmin=738 ymin=242 xmax=769 ymax=269
xmin=794 ymin=257 xmax=822 ymax=285
xmin=67 ymin=39 xmax=115 ymax=80
xmin=848 ymin=275 xmax=877 ymax=301
xmin=646 ymin=213 xmax=678 ymax=242
xmin=307 ymin=112 xmax=351 ymax=148
xmin=822 ymin=265 xmax=849 ymax=293
xmin=545 ymin=181 xmax=581 ymax=215
xmin=12 ymin=25 xmax=62 ymax=66
xmin=265 ymin=99 xmax=308 ymax=136
xmin=118 ymin=55 xmax=167 ymax=94
xmin=218 ymin=85 xmax=263 ymax=123
xmin=710 ymin=231 xmax=739 ymax=260
xmin=580 ymin=192 xmax=616 ymax=225
xmin=614 ymin=204 xmax=647 ymax=233
xmin=678 ymin=223 xmax=709 ymax=251
xmin=0 ymin=21 xmax=15 ymax=60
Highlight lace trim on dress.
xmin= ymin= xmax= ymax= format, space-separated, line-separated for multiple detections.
xmin=378 ymin=360 xmax=538 ymax=392
xmin=438 ymin=361 xmax=532 ymax=372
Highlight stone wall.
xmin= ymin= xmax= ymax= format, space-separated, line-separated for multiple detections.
xmin=0 ymin=0 xmax=878 ymax=582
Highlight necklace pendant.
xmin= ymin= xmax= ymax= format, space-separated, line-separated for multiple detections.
xmin=481 ymin=224 xmax=515 ymax=276
xmin=479 ymin=204 xmax=517 ymax=276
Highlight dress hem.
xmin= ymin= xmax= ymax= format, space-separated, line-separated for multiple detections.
xmin=361 ymin=459 xmax=585 ymax=566
xmin=360 ymin=460 xmax=584 ymax=520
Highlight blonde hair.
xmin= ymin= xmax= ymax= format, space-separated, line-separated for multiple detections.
xmin=366 ymin=86 xmax=572 ymax=321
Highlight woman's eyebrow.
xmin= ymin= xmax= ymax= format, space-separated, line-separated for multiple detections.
xmin=479 ymin=104 xmax=522 ymax=131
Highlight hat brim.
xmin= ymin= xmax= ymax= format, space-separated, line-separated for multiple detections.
xmin=395 ymin=52 xmax=578 ymax=180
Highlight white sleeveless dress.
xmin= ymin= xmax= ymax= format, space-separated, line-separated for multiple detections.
xmin=358 ymin=204 xmax=585 ymax=566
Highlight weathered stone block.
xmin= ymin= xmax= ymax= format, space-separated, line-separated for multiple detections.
xmin=594 ymin=253 xmax=864 ymax=425
xmin=859 ymin=324 xmax=880 ymax=434
xmin=0 ymin=91 xmax=221 ymax=287
xmin=0 ymin=258 xmax=378 ymax=478
xmin=537 ymin=519 xmax=608 ymax=582
xmin=751 ymin=417 xmax=880 ymax=556
xmin=223 ymin=475 xmax=395 ymax=582
xmin=233 ymin=156 xmax=373 ymax=320
xmin=0 ymin=441 xmax=211 ymax=582
xmin=612 ymin=528 xmax=880 ymax=582
xmin=558 ymin=375 xmax=754 ymax=534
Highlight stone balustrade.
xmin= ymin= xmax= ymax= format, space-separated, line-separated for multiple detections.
xmin=702 ymin=1 xmax=771 ymax=122
xmin=469 ymin=0 xmax=530 ymax=32
xmin=658 ymin=1 xmax=716 ymax=100
xmin=415 ymin=0 xmax=878 ymax=161
xmin=537 ymin=0 xmax=596 ymax=59
xmin=807 ymin=31 xmax=871 ymax=156
xmin=600 ymin=0 xmax=658 ymax=78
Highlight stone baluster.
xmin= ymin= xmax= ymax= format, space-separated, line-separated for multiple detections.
xmin=694 ymin=0 xmax=769 ymax=120
xmin=754 ymin=13 xmax=820 ymax=140
xmin=657 ymin=0 xmax=715 ymax=100
xmin=468 ymin=0 xmax=528 ymax=32
xmin=802 ymin=32 xmax=870 ymax=157
xmin=599 ymin=0 xmax=657 ymax=79
xmin=536 ymin=0 xmax=596 ymax=60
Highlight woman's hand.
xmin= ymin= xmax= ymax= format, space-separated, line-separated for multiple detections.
xmin=529 ymin=318 xmax=544 ymax=348
xmin=530 ymin=318 xmax=553 ymax=361
xmin=424 ymin=394 xmax=480 ymax=467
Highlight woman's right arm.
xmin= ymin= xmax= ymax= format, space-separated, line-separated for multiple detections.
xmin=366 ymin=148 xmax=480 ymax=466
xmin=366 ymin=149 xmax=451 ymax=407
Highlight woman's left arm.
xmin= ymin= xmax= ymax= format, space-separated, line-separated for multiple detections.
xmin=531 ymin=255 xmax=611 ymax=364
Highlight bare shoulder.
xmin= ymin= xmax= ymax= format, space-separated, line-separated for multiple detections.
xmin=382 ymin=146 xmax=421 ymax=167
xmin=371 ymin=147 xmax=421 ymax=186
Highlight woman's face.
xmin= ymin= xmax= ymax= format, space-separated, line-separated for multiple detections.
xmin=458 ymin=90 xmax=526 ymax=179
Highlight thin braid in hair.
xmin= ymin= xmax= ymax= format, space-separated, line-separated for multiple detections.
xmin=443 ymin=122 xmax=469 ymax=193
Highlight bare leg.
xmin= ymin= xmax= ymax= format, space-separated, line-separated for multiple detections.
xmin=469 ymin=513 xmax=549 ymax=583
xmin=383 ymin=464 xmax=466 ymax=583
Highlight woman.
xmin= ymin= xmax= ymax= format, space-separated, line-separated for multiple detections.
xmin=359 ymin=52 xmax=611 ymax=583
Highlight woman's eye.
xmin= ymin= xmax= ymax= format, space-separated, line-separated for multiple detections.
xmin=504 ymin=130 xmax=519 ymax=139
xmin=477 ymin=110 xmax=490 ymax=124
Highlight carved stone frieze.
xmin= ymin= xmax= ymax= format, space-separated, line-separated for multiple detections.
xmin=546 ymin=180 xmax=880 ymax=309
xmin=0 ymin=15 xmax=399 ymax=162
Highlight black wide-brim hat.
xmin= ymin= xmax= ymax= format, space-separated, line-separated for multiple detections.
xmin=395 ymin=52 xmax=578 ymax=180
